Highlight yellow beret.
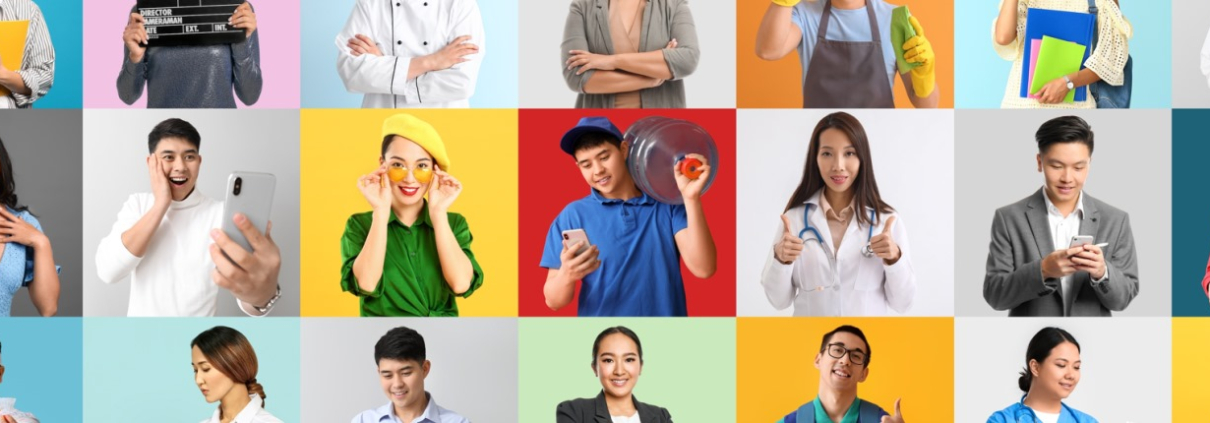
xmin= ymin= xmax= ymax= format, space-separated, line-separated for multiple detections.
xmin=381 ymin=114 xmax=450 ymax=170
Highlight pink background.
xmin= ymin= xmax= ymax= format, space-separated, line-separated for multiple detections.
xmin=82 ymin=0 xmax=300 ymax=108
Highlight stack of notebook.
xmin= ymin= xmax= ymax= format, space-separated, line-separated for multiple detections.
xmin=1020 ymin=8 xmax=1096 ymax=103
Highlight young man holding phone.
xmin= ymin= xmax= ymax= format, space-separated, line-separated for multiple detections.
xmin=983 ymin=115 xmax=1139 ymax=317
xmin=540 ymin=116 xmax=717 ymax=317
xmin=95 ymin=118 xmax=282 ymax=316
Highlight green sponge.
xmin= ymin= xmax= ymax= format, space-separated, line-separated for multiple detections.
xmin=890 ymin=5 xmax=920 ymax=74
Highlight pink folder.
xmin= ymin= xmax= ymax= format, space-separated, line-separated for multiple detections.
xmin=1027 ymin=38 xmax=1041 ymax=99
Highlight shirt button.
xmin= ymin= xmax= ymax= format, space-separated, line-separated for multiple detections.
xmin=397 ymin=41 xmax=402 ymax=45
xmin=423 ymin=41 xmax=428 ymax=46
xmin=395 ymin=2 xmax=400 ymax=5
xmin=424 ymin=1 xmax=429 ymax=5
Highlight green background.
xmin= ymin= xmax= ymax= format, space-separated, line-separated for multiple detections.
xmin=519 ymin=317 xmax=737 ymax=421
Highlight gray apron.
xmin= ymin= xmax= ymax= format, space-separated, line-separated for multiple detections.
xmin=802 ymin=1 xmax=895 ymax=108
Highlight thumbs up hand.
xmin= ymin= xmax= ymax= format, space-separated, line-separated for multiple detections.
xmin=774 ymin=214 xmax=805 ymax=264
xmin=879 ymin=398 xmax=905 ymax=423
xmin=868 ymin=215 xmax=901 ymax=265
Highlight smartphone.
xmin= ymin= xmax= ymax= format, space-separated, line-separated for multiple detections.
xmin=1068 ymin=235 xmax=1094 ymax=249
xmin=561 ymin=229 xmax=591 ymax=256
xmin=222 ymin=172 xmax=276 ymax=253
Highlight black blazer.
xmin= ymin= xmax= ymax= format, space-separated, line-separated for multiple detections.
xmin=556 ymin=391 xmax=673 ymax=423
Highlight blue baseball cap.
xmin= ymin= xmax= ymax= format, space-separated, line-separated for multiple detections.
xmin=559 ymin=117 xmax=623 ymax=156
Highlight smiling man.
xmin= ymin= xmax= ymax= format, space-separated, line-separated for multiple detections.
xmin=983 ymin=115 xmax=1139 ymax=317
xmin=779 ymin=325 xmax=902 ymax=423
xmin=540 ymin=116 xmax=717 ymax=316
xmin=95 ymin=118 xmax=283 ymax=317
xmin=351 ymin=326 xmax=468 ymax=423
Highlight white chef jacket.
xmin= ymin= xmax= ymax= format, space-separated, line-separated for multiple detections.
xmin=760 ymin=190 xmax=917 ymax=316
xmin=335 ymin=0 xmax=484 ymax=108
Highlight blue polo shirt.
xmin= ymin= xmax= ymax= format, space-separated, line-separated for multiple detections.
xmin=540 ymin=188 xmax=689 ymax=316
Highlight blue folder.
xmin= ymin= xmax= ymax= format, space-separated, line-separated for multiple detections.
xmin=1019 ymin=8 xmax=1095 ymax=101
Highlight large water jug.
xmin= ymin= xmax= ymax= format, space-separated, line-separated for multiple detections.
xmin=624 ymin=117 xmax=719 ymax=205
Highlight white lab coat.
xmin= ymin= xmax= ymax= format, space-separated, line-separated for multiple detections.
xmin=335 ymin=0 xmax=485 ymax=108
xmin=760 ymin=191 xmax=917 ymax=316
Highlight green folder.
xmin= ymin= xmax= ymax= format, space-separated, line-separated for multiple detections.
xmin=890 ymin=6 xmax=920 ymax=74
xmin=1029 ymin=35 xmax=1087 ymax=103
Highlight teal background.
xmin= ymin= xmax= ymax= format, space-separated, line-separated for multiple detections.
xmin=955 ymin=0 xmax=1171 ymax=108
xmin=83 ymin=318 xmax=301 ymax=423
xmin=25 ymin=0 xmax=82 ymax=108
xmin=299 ymin=0 xmax=519 ymax=108
xmin=0 ymin=318 xmax=82 ymax=421
xmin=518 ymin=318 xmax=737 ymax=422
xmin=1172 ymin=109 xmax=1210 ymax=316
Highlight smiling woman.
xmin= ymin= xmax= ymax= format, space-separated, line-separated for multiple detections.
xmin=0 ymin=136 xmax=60 ymax=317
xmin=556 ymin=326 xmax=673 ymax=423
xmin=987 ymin=327 xmax=1095 ymax=423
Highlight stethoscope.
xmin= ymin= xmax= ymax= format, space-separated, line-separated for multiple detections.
xmin=800 ymin=203 xmax=878 ymax=258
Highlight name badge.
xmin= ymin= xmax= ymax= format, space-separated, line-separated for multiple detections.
xmin=136 ymin=0 xmax=245 ymax=47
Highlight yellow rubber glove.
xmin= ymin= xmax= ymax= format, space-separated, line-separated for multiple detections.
xmin=902 ymin=16 xmax=935 ymax=98
xmin=771 ymin=0 xmax=800 ymax=7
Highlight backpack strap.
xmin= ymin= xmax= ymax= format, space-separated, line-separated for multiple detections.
xmin=792 ymin=400 xmax=815 ymax=423
xmin=857 ymin=400 xmax=888 ymax=422
xmin=1086 ymin=0 xmax=1100 ymax=49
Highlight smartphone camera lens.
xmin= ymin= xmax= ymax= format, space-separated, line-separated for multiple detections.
xmin=562 ymin=233 xmax=569 ymax=240
xmin=233 ymin=177 xmax=242 ymax=196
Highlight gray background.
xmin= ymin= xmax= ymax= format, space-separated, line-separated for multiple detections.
xmin=1171 ymin=1 xmax=1210 ymax=108
xmin=81 ymin=110 xmax=301 ymax=317
xmin=954 ymin=110 xmax=1171 ymax=317
xmin=736 ymin=109 xmax=955 ymax=316
xmin=955 ymin=317 xmax=1172 ymax=422
xmin=300 ymin=318 xmax=519 ymax=423
xmin=518 ymin=0 xmax=737 ymax=108
xmin=0 ymin=110 xmax=83 ymax=316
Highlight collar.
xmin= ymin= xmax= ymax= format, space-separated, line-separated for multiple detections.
xmin=812 ymin=396 xmax=861 ymax=423
xmin=589 ymin=187 xmax=655 ymax=206
xmin=819 ymin=192 xmax=854 ymax=222
xmin=593 ymin=391 xmax=655 ymax=421
xmin=376 ymin=392 xmax=441 ymax=423
xmin=210 ymin=393 xmax=264 ymax=423
xmin=806 ymin=190 xmax=870 ymax=219
xmin=1014 ymin=394 xmax=1079 ymax=421
xmin=1041 ymin=185 xmax=1084 ymax=220
xmin=389 ymin=201 xmax=434 ymax=229
xmin=170 ymin=189 xmax=207 ymax=210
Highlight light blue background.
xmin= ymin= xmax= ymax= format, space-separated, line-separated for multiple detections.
xmin=955 ymin=0 xmax=1171 ymax=108
xmin=83 ymin=318 xmax=301 ymax=423
xmin=27 ymin=0 xmax=82 ymax=108
xmin=0 ymin=318 xmax=82 ymax=422
xmin=300 ymin=0 xmax=518 ymax=108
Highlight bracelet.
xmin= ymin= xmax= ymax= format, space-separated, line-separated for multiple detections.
xmin=252 ymin=284 xmax=281 ymax=315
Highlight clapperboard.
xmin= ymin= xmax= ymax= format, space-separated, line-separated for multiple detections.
xmin=136 ymin=0 xmax=244 ymax=47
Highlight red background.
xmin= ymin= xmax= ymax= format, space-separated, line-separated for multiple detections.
xmin=517 ymin=109 xmax=737 ymax=317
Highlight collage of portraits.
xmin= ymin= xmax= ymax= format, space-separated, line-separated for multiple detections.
xmin=0 ymin=0 xmax=1206 ymax=422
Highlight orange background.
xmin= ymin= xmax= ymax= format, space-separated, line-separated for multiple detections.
xmin=736 ymin=0 xmax=954 ymax=108
xmin=737 ymin=317 xmax=954 ymax=422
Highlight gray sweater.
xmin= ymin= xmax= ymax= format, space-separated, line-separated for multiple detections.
xmin=561 ymin=0 xmax=700 ymax=108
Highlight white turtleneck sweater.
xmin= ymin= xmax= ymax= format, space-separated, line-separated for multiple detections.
xmin=95 ymin=191 xmax=226 ymax=316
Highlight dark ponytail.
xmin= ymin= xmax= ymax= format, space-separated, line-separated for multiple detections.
xmin=1018 ymin=327 xmax=1080 ymax=393
xmin=192 ymin=326 xmax=267 ymax=407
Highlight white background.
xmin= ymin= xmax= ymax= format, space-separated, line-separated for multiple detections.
xmin=735 ymin=109 xmax=955 ymax=316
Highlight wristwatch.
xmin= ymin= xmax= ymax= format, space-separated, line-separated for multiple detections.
xmin=1063 ymin=75 xmax=1074 ymax=91
xmin=251 ymin=284 xmax=281 ymax=315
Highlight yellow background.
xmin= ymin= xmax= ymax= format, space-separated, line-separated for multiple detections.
xmin=1173 ymin=318 xmax=1210 ymax=420
xmin=737 ymin=317 xmax=954 ymax=422
xmin=299 ymin=109 xmax=518 ymax=317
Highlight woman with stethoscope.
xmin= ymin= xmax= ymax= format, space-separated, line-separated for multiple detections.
xmin=761 ymin=112 xmax=916 ymax=316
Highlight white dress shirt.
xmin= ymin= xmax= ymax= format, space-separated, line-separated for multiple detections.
xmin=95 ymin=191 xmax=257 ymax=317
xmin=200 ymin=394 xmax=281 ymax=423
xmin=760 ymin=190 xmax=917 ymax=316
xmin=1042 ymin=189 xmax=1107 ymax=314
xmin=336 ymin=0 xmax=484 ymax=108
xmin=0 ymin=397 xmax=37 ymax=423
xmin=350 ymin=393 xmax=469 ymax=423
xmin=612 ymin=414 xmax=641 ymax=423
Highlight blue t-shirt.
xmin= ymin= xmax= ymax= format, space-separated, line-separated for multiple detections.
xmin=0 ymin=208 xmax=60 ymax=316
xmin=792 ymin=0 xmax=898 ymax=90
xmin=540 ymin=189 xmax=689 ymax=316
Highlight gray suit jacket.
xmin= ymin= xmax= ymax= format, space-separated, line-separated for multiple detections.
xmin=983 ymin=189 xmax=1139 ymax=316
xmin=561 ymin=0 xmax=700 ymax=108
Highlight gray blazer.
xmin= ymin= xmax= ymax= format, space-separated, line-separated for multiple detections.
xmin=983 ymin=189 xmax=1139 ymax=316
xmin=561 ymin=0 xmax=700 ymax=108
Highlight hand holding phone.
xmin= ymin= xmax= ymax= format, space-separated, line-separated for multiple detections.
xmin=558 ymin=228 xmax=599 ymax=281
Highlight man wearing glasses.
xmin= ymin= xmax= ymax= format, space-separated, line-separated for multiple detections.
xmin=777 ymin=325 xmax=904 ymax=423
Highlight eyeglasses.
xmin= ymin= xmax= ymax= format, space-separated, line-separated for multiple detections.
xmin=824 ymin=343 xmax=867 ymax=365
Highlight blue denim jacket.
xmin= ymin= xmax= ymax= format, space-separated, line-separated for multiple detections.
xmin=987 ymin=397 xmax=1098 ymax=423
